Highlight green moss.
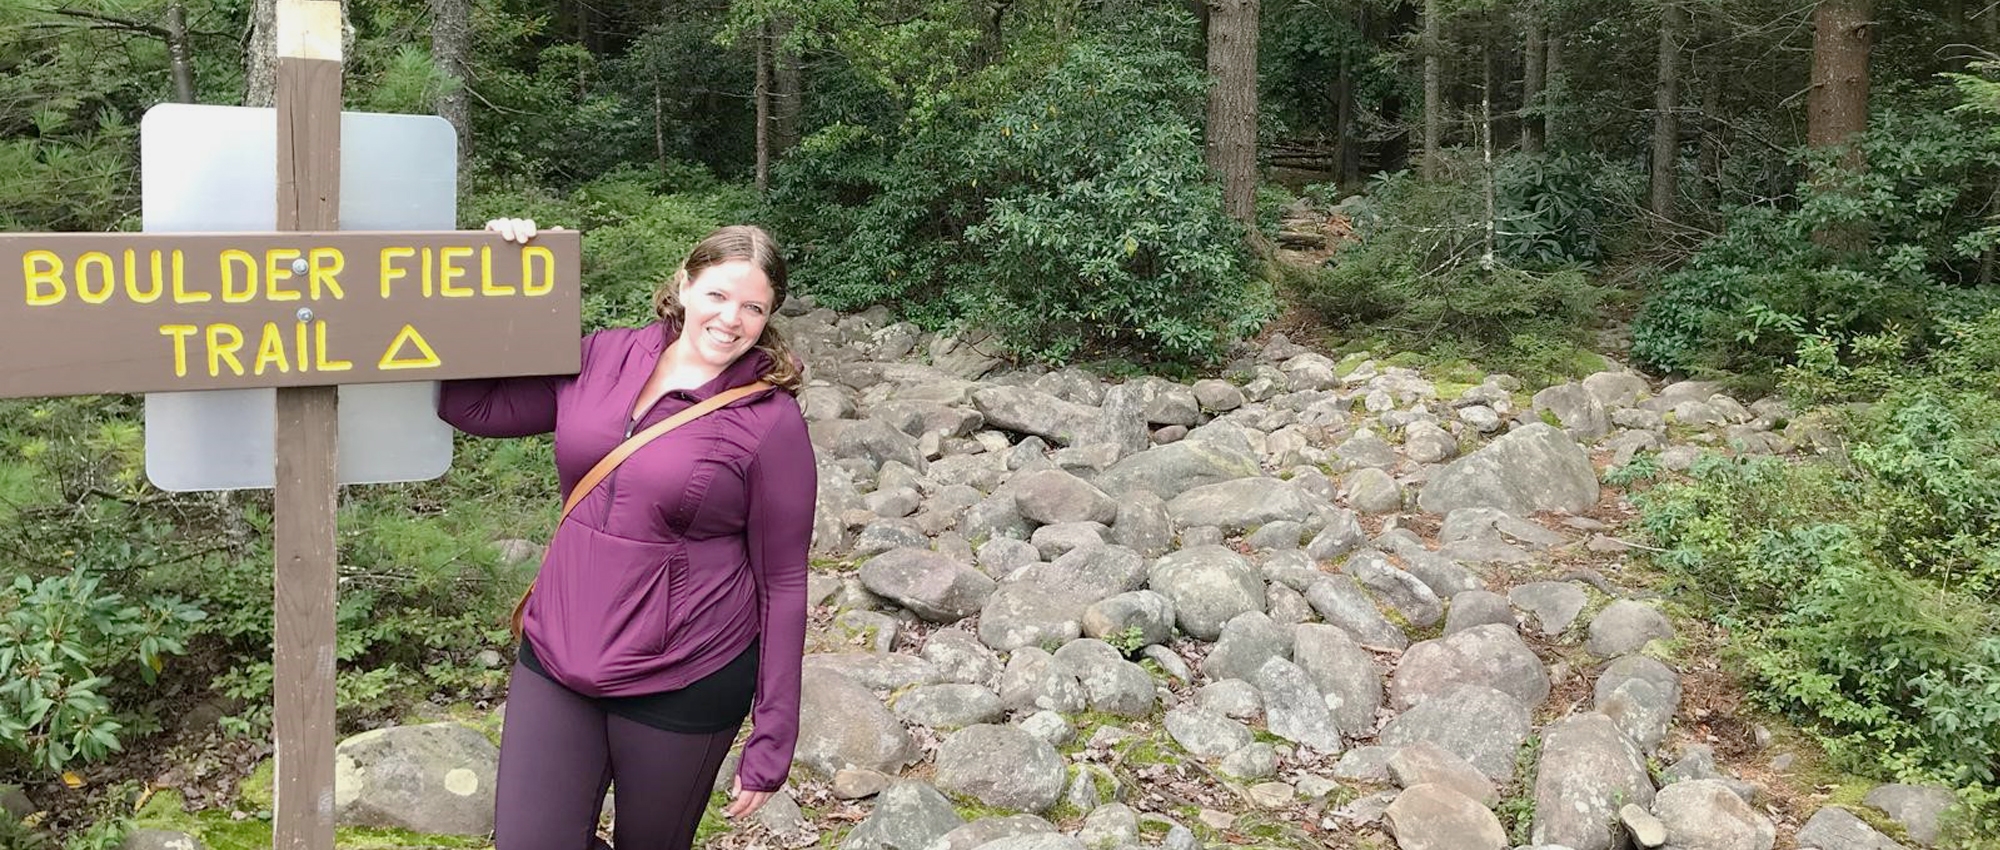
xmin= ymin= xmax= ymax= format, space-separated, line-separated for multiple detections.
xmin=1333 ymin=352 xmax=1372 ymax=378
xmin=237 ymin=759 xmax=275 ymax=812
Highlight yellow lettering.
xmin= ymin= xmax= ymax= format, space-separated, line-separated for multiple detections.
xmin=205 ymin=323 xmax=246 ymax=377
xmin=420 ymin=247 xmax=434 ymax=297
xmin=253 ymin=322 xmax=291 ymax=375
xmin=439 ymin=246 xmax=473 ymax=297
xmin=158 ymin=324 xmax=196 ymax=377
xmin=309 ymin=248 xmax=344 ymax=300
xmin=172 ymin=250 xmax=207 ymax=303
xmin=124 ymin=250 xmax=164 ymax=303
xmin=313 ymin=321 xmax=352 ymax=372
xmin=264 ymin=249 xmax=302 ymax=302
xmin=295 ymin=322 xmax=310 ymax=373
xmin=379 ymin=247 xmax=414 ymax=298
xmin=24 ymin=250 xmax=65 ymax=306
xmin=219 ymin=250 xmax=256 ymax=303
xmin=522 ymin=246 xmax=555 ymax=296
xmin=479 ymin=246 xmax=515 ymax=296
xmin=74 ymin=252 xmax=114 ymax=304
xmin=378 ymin=324 xmax=442 ymax=370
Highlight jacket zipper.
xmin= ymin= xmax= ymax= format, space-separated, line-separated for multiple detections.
xmin=602 ymin=415 xmax=639 ymax=527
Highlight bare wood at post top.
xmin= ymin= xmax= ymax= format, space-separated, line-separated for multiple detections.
xmin=271 ymin=2 xmax=342 ymax=849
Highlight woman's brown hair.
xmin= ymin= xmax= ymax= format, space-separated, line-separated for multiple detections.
xmin=652 ymin=224 xmax=805 ymax=391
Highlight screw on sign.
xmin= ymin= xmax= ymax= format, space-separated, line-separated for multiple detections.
xmin=0 ymin=2 xmax=582 ymax=848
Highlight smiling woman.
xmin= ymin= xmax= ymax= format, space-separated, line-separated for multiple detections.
xmin=439 ymin=221 xmax=816 ymax=850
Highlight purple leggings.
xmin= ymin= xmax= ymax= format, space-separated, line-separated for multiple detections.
xmin=494 ymin=663 xmax=740 ymax=850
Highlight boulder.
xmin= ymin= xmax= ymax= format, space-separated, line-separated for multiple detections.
xmin=1531 ymin=713 xmax=1656 ymax=850
xmin=1383 ymin=784 xmax=1508 ymax=850
xmin=840 ymin=781 xmax=965 ymax=850
xmin=333 ymin=723 xmax=498 ymax=835
xmin=1418 ymin=423 xmax=1600 ymax=515
xmin=796 ymin=668 xmax=919 ymax=777
xmin=935 ymin=725 xmax=1068 ymax=813
xmin=860 ymin=549 xmax=998 ymax=623
xmin=1390 ymin=623 xmax=1550 ymax=711
xmin=1147 ymin=546 xmax=1266 ymax=641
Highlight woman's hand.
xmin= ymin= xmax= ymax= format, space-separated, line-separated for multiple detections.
xmin=723 ymin=775 xmax=774 ymax=819
xmin=485 ymin=218 xmax=563 ymax=244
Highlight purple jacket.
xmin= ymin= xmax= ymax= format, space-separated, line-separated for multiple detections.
xmin=437 ymin=322 xmax=816 ymax=792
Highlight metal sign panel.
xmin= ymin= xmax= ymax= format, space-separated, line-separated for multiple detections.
xmin=0 ymin=231 xmax=580 ymax=396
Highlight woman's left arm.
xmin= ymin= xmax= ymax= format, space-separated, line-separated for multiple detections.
xmin=736 ymin=399 xmax=818 ymax=794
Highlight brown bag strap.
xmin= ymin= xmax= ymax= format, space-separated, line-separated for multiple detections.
xmin=512 ymin=380 xmax=774 ymax=637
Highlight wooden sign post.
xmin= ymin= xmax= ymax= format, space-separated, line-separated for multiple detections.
xmin=0 ymin=4 xmax=581 ymax=849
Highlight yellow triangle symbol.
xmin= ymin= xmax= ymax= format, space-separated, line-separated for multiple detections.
xmin=378 ymin=324 xmax=442 ymax=370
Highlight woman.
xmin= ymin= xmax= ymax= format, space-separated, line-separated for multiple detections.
xmin=438 ymin=221 xmax=816 ymax=849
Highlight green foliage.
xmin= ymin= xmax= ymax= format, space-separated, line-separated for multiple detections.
xmin=771 ymin=10 xmax=1268 ymax=365
xmin=1289 ymin=167 xmax=1610 ymax=384
xmin=1638 ymin=320 xmax=2000 ymax=819
xmin=1632 ymin=82 xmax=2000 ymax=381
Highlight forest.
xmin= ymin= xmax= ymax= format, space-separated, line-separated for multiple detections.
xmin=3 ymin=0 xmax=2000 ymax=846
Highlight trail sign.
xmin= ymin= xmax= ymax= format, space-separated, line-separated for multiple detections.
xmin=0 ymin=230 xmax=580 ymax=396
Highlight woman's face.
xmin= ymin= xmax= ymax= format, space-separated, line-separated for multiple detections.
xmin=677 ymin=259 xmax=773 ymax=368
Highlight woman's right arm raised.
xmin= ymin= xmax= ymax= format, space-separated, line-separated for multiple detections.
xmin=436 ymin=218 xmax=574 ymax=438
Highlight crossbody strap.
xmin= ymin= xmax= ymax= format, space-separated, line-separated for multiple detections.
xmin=558 ymin=380 xmax=774 ymax=522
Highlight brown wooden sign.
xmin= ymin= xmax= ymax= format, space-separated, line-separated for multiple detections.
xmin=0 ymin=229 xmax=581 ymax=398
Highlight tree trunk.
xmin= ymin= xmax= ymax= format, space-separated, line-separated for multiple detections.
xmin=980 ymin=1 xmax=1012 ymax=65
xmin=773 ymin=18 xmax=802 ymax=156
xmin=431 ymin=0 xmax=472 ymax=163
xmin=1335 ymin=41 xmax=1360 ymax=186
xmin=1522 ymin=2 xmax=1545 ymax=155
xmin=1696 ymin=67 xmax=1722 ymax=201
xmin=1650 ymin=0 xmax=1685 ymax=221
xmin=1543 ymin=32 xmax=1564 ymax=150
xmin=1205 ymin=0 xmax=1260 ymax=225
xmin=754 ymin=20 xmax=772 ymax=194
xmin=244 ymin=0 xmax=276 ymax=107
xmin=1422 ymin=0 xmax=1443 ymax=177
xmin=654 ymin=71 xmax=668 ymax=173
xmin=166 ymin=1 xmax=195 ymax=103
xmin=1481 ymin=40 xmax=1497 ymax=270
xmin=1807 ymin=0 xmax=1871 ymax=170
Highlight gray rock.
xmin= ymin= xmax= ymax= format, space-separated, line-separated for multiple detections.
xmin=1584 ymin=372 xmax=1650 ymax=409
xmin=1397 ymin=549 xmax=1488 ymax=599
xmin=1389 ymin=740 xmax=1499 ymax=805
xmin=1864 ymin=784 xmax=1958 ymax=847
xmin=974 ymin=538 xmax=1038 ymax=579
xmin=1147 ymin=546 xmax=1266 ymax=641
xmin=1344 ymin=550 xmax=1445 ymax=628
xmin=1533 ymin=383 xmax=1611 ymax=440
xmin=869 ymin=486 xmax=924 ymax=519
xmin=1344 ymin=468 xmax=1404 ymax=514
xmin=831 ymin=609 xmax=902 ymax=654
xmin=1662 ymin=744 xmax=1721 ymax=784
xmin=1404 ymin=420 xmax=1461 ymax=464
xmin=842 ymin=781 xmax=966 ymax=850
xmin=1383 ymin=784 xmax=1508 ymax=850
xmin=1167 ymin=478 xmax=1320 ymax=534
xmin=1080 ymin=590 xmax=1176 ymax=649
xmin=1391 ymin=623 xmax=1550 ymax=711
xmin=806 ymin=653 xmax=944 ymax=691
xmin=1587 ymin=600 xmax=1675 ymax=657
xmin=1654 ymin=779 xmax=1776 ymax=850
xmin=1050 ymin=639 xmax=1155 ymax=717
xmin=893 ymin=684 xmax=1006 ymax=730
xmin=1418 ymin=423 xmax=1601 ymax=515
xmin=834 ymin=768 xmax=895 ymax=800
xmin=1030 ymin=522 xmax=1109 ymax=560
xmin=979 ymin=581 xmax=1083 ymax=651
xmin=836 ymin=418 xmax=930 ymax=473
xmin=1459 ymin=405 xmax=1504 ymax=433
xmin=1290 ymin=623 xmax=1384 ymax=737
xmin=1254 ymin=657 xmax=1343 ymax=753
xmin=1064 ymin=763 xmax=1121 ymax=813
xmin=1244 ymin=520 xmax=1305 ymax=550
xmin=972 ymin=387 xmax=1101 ymax=446
xmin=1077 ymin=803 xmax=1142 ymax=850
xmin=1331 ymin=746 xmax=1397 ymax=783
xmin=1510 ymin=581 xmax=1589 ymax=636
xmin=1026 ymin=544 xmax=1150 ymax=604
xmin=1195 ymin=678 xmax=1264 ymax=719
xmin=960 ymin=833 xmax=1083 ymax=850
xmin=1621 ymin=803 xmax=1667 ymax=847
xmin=1595 ymin=655 xmax=1681 ymax=754
xmin=1797 ymin=806 xmax=1909 ymax=850
xmin=1084 ymin=383 xmax=1153 ymax=460
xmin=120 ymin=830 xmax=205 ymax=850
xmin=1306 ymin=508 xmax=1369 ymax=560
xmin=923 ymin=629 xmax=1003 ymax=685
xmin=1266 ymin=581 xmax=1316 ymax=625
xmin=1335 ymin=428 xmax=1399 ymax=469
xmin=1143 ymin=384 xmax=1202 ymax=427
xmin=1202 ymin=611 xmax=1293 ymax=684
xmin=1445 ymin=590 xmax=1517 ymax=635
xmin=1531 ymin=713 xmax=1656 ymax=850
xmin=855 ymin=520 xmax=935 ymax=558
xmin=796 ymin=668 xmax=919 ymax=777
xmin=1012 ymin=468 xmax=1118 ymax=526
xmin=1017 ymin=710 xmax=1074 ymax=746
xmin=1193 ymin=380 xmax=1246 ymax=412
xmin=0 ymin=784 xmax=32 ymax=820
xmin=751 ymin=790 xmax=818 ymax=844
xmin=1219 ymin=743 xmax=1279 ymax=780
xmin=333 ymin=723 xmax=498 ymax=835
xmin=997 ymin=648 xmax=1056 ymax=711
xmin=935 ymin=725 xmax=1068 ymax=812
xmin=1093 ymin=438 xmax=1263 ymax=501
xmin=1380 ymin=685 xmax=1532 ymax=782
xmin=1303 ymin=576 xmax=1408 ymax=651
xmin=1110 ymin=491 xmax=1172 ymax=557
xmin=861 ymin=549 xmax=999 ymax=623
xmin=1164 ymin=706 xmax=1255 ymax=757
xmin=1141 ymin=645 xmax=1190 ymax=683
xmin=963 ymin=493 xmax=1033 ymax=543
xmin=928 ymin=817 xmax=1057 ymax=850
